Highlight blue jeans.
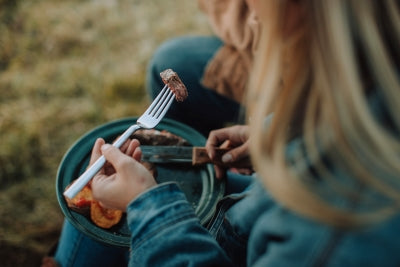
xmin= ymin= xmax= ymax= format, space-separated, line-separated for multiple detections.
xmin=54 ymin=220 xmax=129 ymax=267
xmin=146 ymin=35 xmax=244 ymax=137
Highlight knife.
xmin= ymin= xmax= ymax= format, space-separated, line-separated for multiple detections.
xmin=140 ymin=146 xmax=230 ymax=166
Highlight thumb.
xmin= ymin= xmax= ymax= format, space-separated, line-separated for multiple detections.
xmin=89 ymin=138 xmax=105 ymax=166
xmin=222 ymin=143 xmax=249 ymax=164
xmin=101 ymin=144 xmax=133 ymax=172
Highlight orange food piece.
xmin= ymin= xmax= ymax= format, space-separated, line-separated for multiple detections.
xmin=75 ymin=198 xmax=92 ymax=208
xmin=65 ymin=185 xmax=93 ymax=215
xmin=65 ymin=184 xmax=123 ymax=228
xmin=65 ymin=141 xmax=164 ymax=229
xmin=90 ymin=201 xmax=123 ymax=229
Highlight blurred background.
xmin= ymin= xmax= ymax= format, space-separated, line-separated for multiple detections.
xmin=0 ymin=0 xmax=211 ymax=265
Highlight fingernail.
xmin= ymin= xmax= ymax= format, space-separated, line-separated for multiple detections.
xmin=101 ymin=144 xmax=111 ymax=151
xmin=222 ymin=153 xmax=232 ymax=163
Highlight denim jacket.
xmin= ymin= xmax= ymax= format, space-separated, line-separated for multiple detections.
xmin=123 ymin=74 xmax=400 ymax=266
xmin=126 ymin=176 xmax=400 ymax=266
xmin=126 ymin=91 xmax=400 ymax=266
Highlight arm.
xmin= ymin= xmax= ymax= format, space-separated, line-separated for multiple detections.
xmin=89 ymin=139 xmax=233 ymax=266
xmin=127 ymin=183 xmax=232 ymax=266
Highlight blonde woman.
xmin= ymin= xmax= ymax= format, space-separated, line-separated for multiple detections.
xmin=50 ymin=0 xmax=400 ymax=266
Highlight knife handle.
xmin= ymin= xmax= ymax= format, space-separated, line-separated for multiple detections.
xmin=192 ymin=147 xmax=230 ymax=166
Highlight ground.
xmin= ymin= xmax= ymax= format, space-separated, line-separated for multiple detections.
xmin=0 ymin=0 xmax=210 ymax=265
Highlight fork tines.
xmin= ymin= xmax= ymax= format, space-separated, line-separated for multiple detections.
xmin=147 ymin=86 xmax=174 ymax=119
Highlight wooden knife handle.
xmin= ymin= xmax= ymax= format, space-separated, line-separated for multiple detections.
xmin=192 ymin=147 xmax=230 ymax=166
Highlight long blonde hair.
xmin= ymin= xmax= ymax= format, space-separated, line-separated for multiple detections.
xmin=248 ymin=0 xmax=400 ymax=227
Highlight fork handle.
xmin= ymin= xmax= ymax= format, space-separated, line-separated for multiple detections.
xmin=63 ymin=124 xmax=141 ymax=199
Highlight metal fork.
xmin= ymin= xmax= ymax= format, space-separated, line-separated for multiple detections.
xmin=64 ymin=85 xmax=175 ymax=199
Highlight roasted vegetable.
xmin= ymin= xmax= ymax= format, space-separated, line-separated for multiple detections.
xmin=65 ymin=185 xmax=93 ymax=216
xmin=90 ymin=201 xmax=123 ymax=229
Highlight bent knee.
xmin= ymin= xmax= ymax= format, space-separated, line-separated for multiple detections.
xmin=149 ymin=36 xmax=222 ymax=73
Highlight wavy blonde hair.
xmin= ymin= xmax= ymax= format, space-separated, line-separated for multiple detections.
xmin=248 ymin=0 xmax=400 ymax=227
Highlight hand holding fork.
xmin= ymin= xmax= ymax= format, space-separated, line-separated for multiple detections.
xmin=64 ymin=85 xmax=176 ymax=199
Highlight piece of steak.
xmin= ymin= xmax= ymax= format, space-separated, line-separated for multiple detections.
xmin=131 ymin=129 xmax=190 ymax=146
xmin=160 ymin=69 xmax=188 ymax=102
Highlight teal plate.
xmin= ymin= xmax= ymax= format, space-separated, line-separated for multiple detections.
xmin=56 ymin=117 xmax=225 ymax=247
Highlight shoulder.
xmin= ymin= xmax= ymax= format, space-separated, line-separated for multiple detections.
xmin=248 ymin=196 xmax=400 ymax=266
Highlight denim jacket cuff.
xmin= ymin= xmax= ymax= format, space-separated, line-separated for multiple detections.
xmin=126 ymin=182 xmax=198 ymax=249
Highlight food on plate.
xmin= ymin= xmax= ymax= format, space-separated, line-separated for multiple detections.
xmin=65 ymin=185 xmax=92 ymax=216
xmin=160 ymin=69 xmax=188 ymax=102
xmin=65 ymin=161 xmax=157 ymax=229
xmin=132 ymin=129 xmax=190 ymax=146
xmin=90 ymin=201 xmax=123 ymax=229
xmin=65 ymin=129 xmax=189 ymax=228
xmin=65 ymin=182 xmax=121 ymax=229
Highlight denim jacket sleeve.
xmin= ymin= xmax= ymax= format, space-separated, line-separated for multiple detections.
xmin=126 ymin=182 xmax=233 ymax=267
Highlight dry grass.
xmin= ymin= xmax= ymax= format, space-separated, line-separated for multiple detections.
xmin=0 ymin=0 xmax=211 ymax=265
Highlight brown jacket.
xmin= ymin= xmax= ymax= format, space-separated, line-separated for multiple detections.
xmin=198 ymin=0 xmax=259 ymax=102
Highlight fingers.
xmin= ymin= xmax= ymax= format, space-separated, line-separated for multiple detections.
xmin=222 ymin=142 xmax=249 ymax=164
xmin=92 ymin=143 xmax=157 ymax=210
xmin=101 ymin=144 xmax=136 ymax=173
xmin=119 ymin=138 xmax=131 ymax=153
xmin=126 ymin=139 xmax=140 ymax=157
xmin=206 ymin=128 xmax=232 ymax=159
xmin=206 ymin=128 xmax=232 ymax=147
xmin=214 ymin=143 xmax=250 ymax=179
xmin=206 ymin=125 xmax=249 ymax=159
xmin=133 ymin=146 xmax=142 ymax=162
xmin=219 ymin=140 xmax=231 ymax=149
xmin=214 ymin=165 xmax=226 ymax=179
xmin=206 ymin=126 xmax=251 ymax=179
xmin=124 ymin=139 xmax=142 ymax=161
xmin=89 ymin=138 xmax=105 ymax=166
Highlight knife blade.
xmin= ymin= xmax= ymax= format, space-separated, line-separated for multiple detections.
xmin=140 ymin=146 xmax=229 ymax=166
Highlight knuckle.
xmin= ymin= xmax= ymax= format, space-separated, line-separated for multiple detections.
xmin=118 ymin=157 xmax=132 ymax=168
xmin=208 ymin=130 xmax=217 ymax=139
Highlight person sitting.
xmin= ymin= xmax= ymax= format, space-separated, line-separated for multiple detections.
xmin=47 ymin=0 xmax=400 ymax=266
xmin=146 ymin=0 xmax=259 ymax=136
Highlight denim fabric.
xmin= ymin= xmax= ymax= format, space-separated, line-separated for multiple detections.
xmin=127 ymin=182 xmax=232 ymax=267
xmin=146 ymin=35 xmax=244 ymax=137
xmin=52 ymin=172 xmax=252 ymax=267
xmin=54 ymin=171 xmax=400 ymax=266
xmin=54 ymin=220 xmax=129 ymax=267
xmin=126 ymin=177 xmax=400 ymax=267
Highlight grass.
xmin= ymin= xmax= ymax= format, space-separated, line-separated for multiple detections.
xmin=0 ymin=0 xmax=211 ymax=265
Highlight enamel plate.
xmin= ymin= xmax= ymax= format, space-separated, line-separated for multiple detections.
xmin=56 ymin=117 xmax=225 ymax=247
